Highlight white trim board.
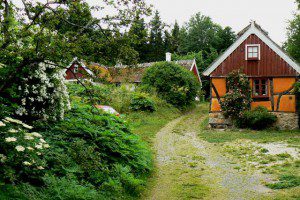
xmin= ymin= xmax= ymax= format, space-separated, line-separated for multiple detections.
xmin=203 ymin=22 xmax=300 ymax=76
xmin=190 ymin=59 xmax=202 ymax=86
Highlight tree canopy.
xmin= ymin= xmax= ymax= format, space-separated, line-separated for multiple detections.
xmin=285 ymin=0 xmax=300 ymax=63
xmin=178 ymin=12 xmax=236 ymax=55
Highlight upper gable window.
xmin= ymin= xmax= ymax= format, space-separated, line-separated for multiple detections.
xmin=73 ymin=64 xmax=79 ymax=73
xmin=246 ymin=44 xmax=260 ymax=60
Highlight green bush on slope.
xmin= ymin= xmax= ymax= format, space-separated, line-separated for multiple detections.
xmin=36 ymin=105 xmax=152 ymax=198
xmin=142 ymin=62 xmax=200 ymax=108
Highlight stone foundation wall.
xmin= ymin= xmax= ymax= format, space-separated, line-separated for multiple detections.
xmin=273 ymin=112 xmax=299 ymax=130
xmin=209 ymin=112 xmax=299 ymax=130
xmin=208 ymin=113 xmax=232 ymax=129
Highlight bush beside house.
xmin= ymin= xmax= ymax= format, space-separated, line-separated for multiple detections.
xmin=142 ymin=62 xmax=200 ymax=108
xmin=221 ymin=71 xmax=277 ymax=130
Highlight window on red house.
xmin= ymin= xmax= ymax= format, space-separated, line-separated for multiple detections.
xmin=246 ymin=45 xmax=260 ymax=60
xmin=74 ymin=64 xmax=79 ymax=73
xmin=253 ymin=79 xmax=268 ymax=97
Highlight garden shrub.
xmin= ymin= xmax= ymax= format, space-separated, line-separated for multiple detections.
xmin=35 ymin=105 xmax=152 ymax=198
xmin=0 ymin=62 xmax=70 ymax=121
xmin=0 ymin=117 xmax=48 ymax=184
xmin=235 ymin=106 xmax=277 ymax=130
xmin=221 ymin=70 xmax=252 ymax=119
xmin=130 ymin=92 xmax=156 ymax=112
xmin=142 ymin=62 xmax=199 ymax=108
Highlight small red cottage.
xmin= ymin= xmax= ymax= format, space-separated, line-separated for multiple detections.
xmin=65 ymin=57 xmax=94 ymax=80
xmin=203 ymin=21 xmax=300 ymax=130
xmin=65 ymin=58 xmax=112 ymax=82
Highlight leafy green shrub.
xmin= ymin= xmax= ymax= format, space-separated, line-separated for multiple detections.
xmin=221 ymin=70 xmax=252 ymax=119
xmin=35 ymin=105 xmax=152 ymax=198
xmin=235 ymin=106 xmax=277 ymax=130
xmin=0 ymin=62 xmax=70 ymax=121
xmin=293 ymin=81 xmax=300 ymax=127
xmin=142 ymin=62 xmax=199 ymax=108
xmin=0 ymin=117 xmax=48 ymax=184
xmin=130 ymin=93 xmax=156 ymax=112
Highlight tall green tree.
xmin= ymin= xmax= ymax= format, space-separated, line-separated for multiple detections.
xmin=128 ymin=13 xmax=149 ymax=63
xmin=171 ymin=21 xmax=180 ymax=53
xmin=178 ymin=12 xmax=236 ymax=54
xmin=164 ymin=30 xmax=172 ymax=53
xmin=285 ymin=0 xmax=300 ymax=63
xmin=148 ymin=10 xmax=164 ymax=61
xmin=0 ymin=0 xmax=151 ymax=91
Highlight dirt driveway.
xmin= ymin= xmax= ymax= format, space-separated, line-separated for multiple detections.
xmin=144 ymin=105 xmax=275 ymax=200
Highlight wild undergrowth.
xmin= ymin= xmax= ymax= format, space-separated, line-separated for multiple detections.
xmin=0 ymin=82 xmax=183 ymax=200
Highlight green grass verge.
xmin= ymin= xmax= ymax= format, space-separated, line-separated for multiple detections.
xmin=125 ymin=105 xmax=181 ymax=144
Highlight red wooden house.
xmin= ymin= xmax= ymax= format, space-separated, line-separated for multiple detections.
xmin=203 ymin=22 xmax=300 ymax=129
xmin=65 ymin=57 xmax=94 ymax=80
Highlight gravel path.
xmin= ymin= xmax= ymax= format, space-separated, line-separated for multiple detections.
xmin=145 ymin=106 xmax=273 ymax=200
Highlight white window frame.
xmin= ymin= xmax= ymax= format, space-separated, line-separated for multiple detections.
xmin=73 ymin=64 xmax=79 ymax=73
xmin=245 ymin=44 xmax=260 ymax=60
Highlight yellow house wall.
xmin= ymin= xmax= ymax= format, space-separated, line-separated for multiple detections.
xmin=273 ymin=78 xmax=296 ymax=93
xmin=211 ymin=78 xmax=227 ymax=98
xmin=274 ymin=95 xmax=296 ymax=112
xmin=251 ymin=101 xmax=272 ymax=111
xmin=211 ymin=98 xmax=222 ymax=112
xmin=210 ymin=77 xmax=297 ymax=113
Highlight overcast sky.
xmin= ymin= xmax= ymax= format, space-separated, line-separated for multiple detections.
xmin=146 ymin=0 xmax=298 ymax=45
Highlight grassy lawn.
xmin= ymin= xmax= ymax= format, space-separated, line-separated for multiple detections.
xmin=198 ymin=103 xmax=300 ymax=199
xmin=125 ymin=104 xmax=181 ymax=144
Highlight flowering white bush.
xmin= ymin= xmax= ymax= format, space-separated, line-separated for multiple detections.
xmin=16 ymin=62 xmax=70 ymax=121
xmin=0 ymin=117 xmax=49 ymax=183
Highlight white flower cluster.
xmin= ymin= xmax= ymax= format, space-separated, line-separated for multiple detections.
xmin=16 ymin=62 xmax=70 ymax=121
xmin=0 ymin=117 xmax=48 ymax=170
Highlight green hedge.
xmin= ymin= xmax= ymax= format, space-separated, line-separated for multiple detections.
xmin=142 ymin=62 xmax=199 ymax=108
xmin=235 ymin=106 xmax=277 ymax=130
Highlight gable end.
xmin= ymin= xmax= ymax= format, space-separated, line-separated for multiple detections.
xmin=203 ymin=22 xmax=300 ymax=77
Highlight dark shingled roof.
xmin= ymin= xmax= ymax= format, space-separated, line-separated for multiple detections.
xmin=108 ymin=60 xmax=195 ymax=83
